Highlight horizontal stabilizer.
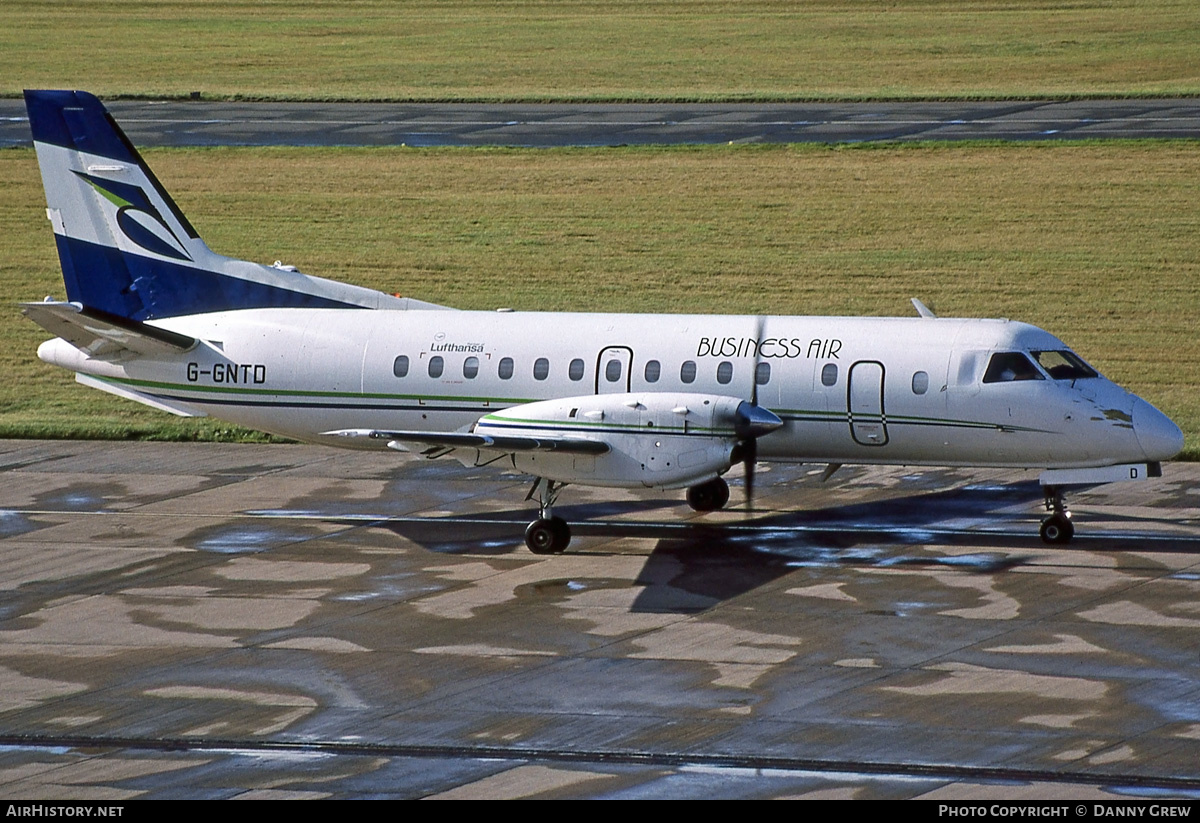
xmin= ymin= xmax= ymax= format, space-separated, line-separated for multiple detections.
xmin=22 ymin=300 xmax=197 ymax=358
xmin=323 ymin=428 xmax=611 ymax=455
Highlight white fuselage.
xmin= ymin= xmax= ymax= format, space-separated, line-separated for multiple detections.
xmin=38 ymin=307 xmax=1181 ymax=479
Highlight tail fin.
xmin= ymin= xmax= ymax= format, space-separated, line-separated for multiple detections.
xmin=25 ymin=90 xmax=437 ymax=320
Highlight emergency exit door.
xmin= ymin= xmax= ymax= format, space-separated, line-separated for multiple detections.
xmin=596 ymin=346 xmax=632 ymax=394
xmin=848 ymin=360 xmax=888 ymax=446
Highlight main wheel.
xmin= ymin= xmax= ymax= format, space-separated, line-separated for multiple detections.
xmin=686 ymin=477 xmax=730 ymax=512
xmin=1039 ymin=513 xmax=1075 ymax=544
xmin=526 ymin=517 xmax=571 ymax=554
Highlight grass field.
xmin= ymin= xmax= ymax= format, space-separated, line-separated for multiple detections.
xmin=2 ymin=142 xmax=1197 ymax=455
xmin=3 ymin=1 xmax=1199 ymax=101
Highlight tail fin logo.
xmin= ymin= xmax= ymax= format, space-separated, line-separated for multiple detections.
xmin=72 ymin=170 xmax=193 ymax=262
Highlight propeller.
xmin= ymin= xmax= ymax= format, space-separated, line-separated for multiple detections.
xmin=735 ymin=314 xmax=779 ymax=509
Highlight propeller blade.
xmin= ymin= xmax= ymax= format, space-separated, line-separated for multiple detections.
xmin=750 ymin=314 xmax=765 ymax=406
xmin=745 ymin=315 xmax=769 ymax=510
xmin=743 ymin=437 xmax=757 ymax=509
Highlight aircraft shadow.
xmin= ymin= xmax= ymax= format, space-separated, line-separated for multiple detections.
xmin=366 ymin=480 xmax=1200 ymax=613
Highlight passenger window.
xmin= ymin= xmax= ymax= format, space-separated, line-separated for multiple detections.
xmin=605 ymin=359 xmax=622 ymax=383
xmin=569 ymin=358 xmax=585 ymax=381
xmin=393 ymin=355 xmax=409 ymax=378
xmin=534 ymin=357 xmax=550 ymax=380
xmin=821 ymin=363 xmax=838 ymax=386
xmin=463 ymin=356 xmax=479 ymax=379
xmin=644 ymin=360 xmax=661 ymax=383
xmin=428 ymin=356 xmax=444 ymax=378
xmin=498 ymin=357 xmax=514 ymax=380
xmin=912 ymin=370 xmax=928 ymax=395
xmin=755 ymin=362 xmax=771 ymax=386
xmin=983 ymin=352 xmax=1044 ymax=383
xmin=680 ymin=360 xmax=697 ymax=384
xmin=716 ymin=361 xmax=733 ymax=384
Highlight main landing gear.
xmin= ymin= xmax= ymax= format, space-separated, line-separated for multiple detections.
xmin=523 ymin=476 xmax=734 ymax=554
xmin=524 ymin=478 xmax=571 ymax=554
xmin=686 ymin=476 xmax=730 ymax=512
xmin=1040 ymin=485 xmax=1074 ymax=544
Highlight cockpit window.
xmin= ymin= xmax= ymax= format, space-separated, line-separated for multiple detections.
xmin=982 ymin=352 xmax=1044 ymax=383
xmin=1031 ymin=350 xmax=1099 ymax=380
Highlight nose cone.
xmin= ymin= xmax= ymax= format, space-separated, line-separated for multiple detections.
xmin=1133 ymin=397 xmax=1185 ymax=461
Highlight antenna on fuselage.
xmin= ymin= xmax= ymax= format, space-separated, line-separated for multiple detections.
xmin=911 ymin=298 xmax=937 ymax=319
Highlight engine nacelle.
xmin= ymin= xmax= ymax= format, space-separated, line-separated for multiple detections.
xmin=472 ymin=392 xmax=759 ymax=488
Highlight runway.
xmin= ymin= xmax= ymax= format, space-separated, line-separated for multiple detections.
xmin=3 ymin=99 xmax=1199 ymax=148
xmin=1 ymin=439 xmax=1198 ymax=798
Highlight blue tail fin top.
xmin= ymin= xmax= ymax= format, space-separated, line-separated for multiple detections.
xmin=25 ymin=90 xmax=138 ymax=164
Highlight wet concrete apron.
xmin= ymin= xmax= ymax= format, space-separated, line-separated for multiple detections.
xmin=0 ymin=440 xmax=1197 ymax=799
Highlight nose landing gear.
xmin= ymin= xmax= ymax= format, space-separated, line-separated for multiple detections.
xmin=1040 ymin=485 xmax=1074 ymax=544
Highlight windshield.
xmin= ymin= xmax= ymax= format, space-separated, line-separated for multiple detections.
xmin=1031 ymin=350 xmax=1099 ymax=380
xmin=982 ymin=352 xmax=1043 ymax=383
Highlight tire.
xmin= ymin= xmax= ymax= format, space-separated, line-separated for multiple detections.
xmin=548 ymin=516 xmax=571 ymax=553
xmin=526 ymin=519 xmax=557 ymax=554
xmin=686 ymin=477 xmax=730 ymax=512
xmin=1039 ymin=514 xmax=1074 ymax=544
xmin=526 ymin=517 xmax=571 ymax=554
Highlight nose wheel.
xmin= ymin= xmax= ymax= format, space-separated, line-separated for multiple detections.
xmin=1039 ymin=512 xmax=1074 ymax=544
xmin=1040 ymin=486 xmax=1075 ymax=544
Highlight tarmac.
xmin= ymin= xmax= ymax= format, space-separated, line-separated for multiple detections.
xmin=0 ymin=439 xmax=1198 ymax=799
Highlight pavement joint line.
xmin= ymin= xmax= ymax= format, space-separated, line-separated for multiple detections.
xmin=2 ymin=734 xmax=1200 ymax=792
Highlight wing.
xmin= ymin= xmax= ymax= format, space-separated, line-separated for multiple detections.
xmin=321 ymin=392 xmax=780 ymax=489
xmin=323 ymin=428 xmax=611 ymax=456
